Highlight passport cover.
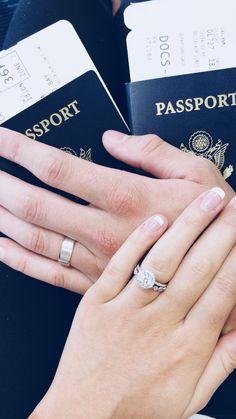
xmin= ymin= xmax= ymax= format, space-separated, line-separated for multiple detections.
xmin=1 ymin=70 xmax=130 ymax=204
xmin=126 ymin=67 xmax=236 ymax=190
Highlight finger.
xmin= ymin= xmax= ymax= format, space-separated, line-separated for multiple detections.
xmin=0 ymin=127 xmax=141 ymax=211
xmin=0 ymin=171 xmax=113 ymax=253
xmin=187 ymin=330 xmax=236 ymax=415
xmin=118 ymin=187 xmax=226 ymax=308
xmin=223 ymin=305 xmax=236 ymax=335
xmin=0 ymin=238 xmax=92 ymax=294
xmin=88 ymin=214 xmax=168 ymax=304
xmin=0 ymin=206 xmax=100 ymax=281
xmin=164 ymin=196 xmax=236 ymax=318
xmin=188 ymin=245 xmax=236 ymax=334
xmin=103 ymin=131 xmax=217 ymax=182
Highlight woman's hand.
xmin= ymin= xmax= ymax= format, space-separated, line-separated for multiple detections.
xmin=0 ymin=128 xmax=234 ymax=294
xmin=30 ymin=189 xmax=236 ymax=419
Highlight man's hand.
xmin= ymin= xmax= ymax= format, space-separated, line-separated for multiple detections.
xmin=0 ymin=128 xmax=234 ymax=295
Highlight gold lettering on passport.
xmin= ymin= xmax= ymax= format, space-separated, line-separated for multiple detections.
xmin=155 ymin=93 xmax=236 ymax=116
xmin=25 ymin=100 xmax=80 ymax=140
xmin=180 ymin=131 xmax=234 ymax=180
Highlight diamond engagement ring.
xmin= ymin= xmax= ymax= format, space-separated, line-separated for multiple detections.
xmin=134 ymin=265 xmax=168 ymax=293
xmin=58 ymin=237 xmax=75 ymax=267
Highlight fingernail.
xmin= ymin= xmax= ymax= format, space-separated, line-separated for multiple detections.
xmin=103 ymin=130 xmax=128 ymax=143
xmin=229 ymin=196 xmax=236 ymax=209
xmin=0 ymin=247 xmax=5 ymax=260
xmin=145 ymin=215 xmax=165 ymax=232
xmin=200 ymin=187 xmax=225 ymax=212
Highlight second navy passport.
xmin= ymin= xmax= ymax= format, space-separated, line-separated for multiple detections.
xmin=2 ymin=70 xmax=130 ymax=204
xmin=126 ymin=67 xmax=236 ymax=191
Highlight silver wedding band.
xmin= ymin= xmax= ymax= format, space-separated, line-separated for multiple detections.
xmin=134 ymin=265 xmax=168 ymax=293
xmin=58 ymin=237 xmax=75 ymax=267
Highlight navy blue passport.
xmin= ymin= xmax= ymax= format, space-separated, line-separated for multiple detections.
xmin=126 ymin=68 xmax=236 ymax=190
xmin=1 ymin=70 xmax=130 ymax=204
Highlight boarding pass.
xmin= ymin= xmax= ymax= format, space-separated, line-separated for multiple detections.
xmin=124 ymin=0 xmax=236 ymax=82
xmin=0 ymin=20 xmax=121 ymax=124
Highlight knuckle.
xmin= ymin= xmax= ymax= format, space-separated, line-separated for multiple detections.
xmin=195 ymin=158 xmax=219 ymax=183
xmin=94 ymin=256 xmax=107 ymax=277
xmin=214 ymin=270 xmax=236 ymax=296
xmin=14 ymin=256 xmax=28 ymax=274
xmin=222 ymin=351 xmax=236 ymax=375
xmin=51 ymin=268 xmax=66 ymax=289
xmin=196 ymin=156 xmax=217 ymax=174
xmin=27 ymin=228 xmax=46 ymax=254
xmin=19 ymin=193 xmax=45 ymax=224
xmin=139 ymin=135 xmax=163 ymax=170
xmin=108 ymin=180 xmax=140 ymax=215
xmin=179 ymin=211 xmax=201 ymax=228
xmin=141 ymin=134 xmax=163 ymax=156
xmin=201 ymin=157 xmax=216 ymax=171
xmin=208 ymin=316 xmax=220 ymax=332
xmin=95 ymin=230 xmax=119 ymax=256
xmin=145 ymin=256 xmax=170 ymax=280
xmin=8 ymin=136 xmax=21 ymax=162
xmin=178 ymin=212 xmax=199 ymax=229
xmin=188 ymin=254 xmax=212 ymax=277
xmin=103 ymin=262 xmax=123 ymax=280
xmin=40 ymin=153 xmax=65 ymax=186
xmin=220 ymin=208 xmax=236 ymax=230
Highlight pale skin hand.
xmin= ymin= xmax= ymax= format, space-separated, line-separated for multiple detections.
xmin=0 ymin=128 xmax=234 ymax=291
xmin=0 ymin=128 xmax=235 ymax=331
xmin=30 ymin=191 xmax=236 ymax=419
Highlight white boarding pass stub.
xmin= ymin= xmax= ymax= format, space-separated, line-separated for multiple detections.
xmin=0 ymin=20 xmax=122 ymax=124
xmin=124 ymin=0 xmax=236 ymax=82
xmin=126 ymin=26 xmax=235 ymax=82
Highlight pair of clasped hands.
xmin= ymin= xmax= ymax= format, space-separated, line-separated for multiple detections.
xmin=0 ymin=127 xmax=236 ymax=419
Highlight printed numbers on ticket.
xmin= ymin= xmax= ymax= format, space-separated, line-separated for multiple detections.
xmin=0 ymin=20 xmax=123 ymax=125
xmin=0 ymin=51 xmax=29 ymax=92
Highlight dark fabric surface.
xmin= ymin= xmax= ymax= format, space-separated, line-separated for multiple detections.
xmin=0 ymin=0 xmax=20 ymax=49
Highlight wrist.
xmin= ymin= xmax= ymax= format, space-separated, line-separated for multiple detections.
xmin=29 ymin=373 xmax=121 ymax=419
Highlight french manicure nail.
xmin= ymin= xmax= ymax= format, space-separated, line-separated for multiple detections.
xmin=145 ymin=215 xmax=165 ymax=232
xmin=0 ymin=247 xmax=5 ymax=260
xmin=200 ymin=187 xmax=225 ymax=212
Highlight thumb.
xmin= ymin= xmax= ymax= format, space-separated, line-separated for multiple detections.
xmin=102 ymin=130 xmax=213 ymax=182
xmin=187 ymin=330 xmax=236 ymax=415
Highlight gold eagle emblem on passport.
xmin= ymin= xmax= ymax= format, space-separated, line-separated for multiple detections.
xmin=79 ymin=148 xmax=93 ymax=162
xmin=180 ymin=131 xmax=234 ymax=180
xmin=60 ymin=147 xmax=93 ymax=162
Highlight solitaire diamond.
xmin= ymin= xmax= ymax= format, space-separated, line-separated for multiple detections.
xmin=136 ymin=270 xmax=155 ymax=289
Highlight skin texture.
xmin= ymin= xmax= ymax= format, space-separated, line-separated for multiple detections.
xmin=0 ymin=128 xmax=235 ymax=335
xmin=112 ymin=0 xmax=121 ymax=14
xmin=29 ymin=191 xmax=236 ymax=419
